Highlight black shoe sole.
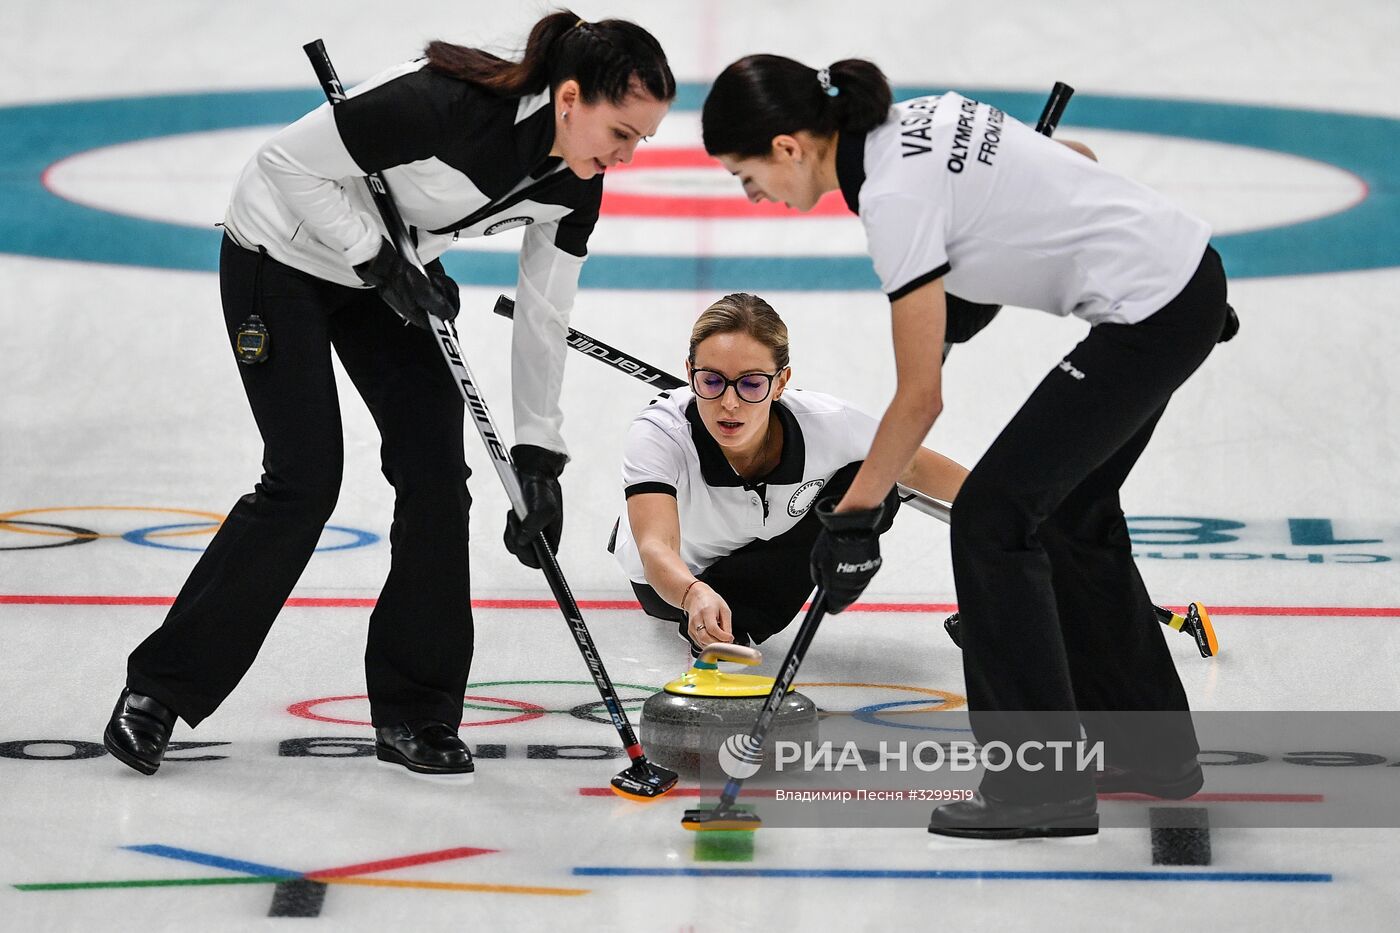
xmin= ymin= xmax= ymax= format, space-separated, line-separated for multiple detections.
xmin=1096 ymin=771 xmax=1203 ymax=800
xmin=103 ymin=725 xmax=160 ymax=775
xmin=928 ymin=817 xmax=1100 ymax=840
xmin=374 ymin=745 xmax=475 ymax=778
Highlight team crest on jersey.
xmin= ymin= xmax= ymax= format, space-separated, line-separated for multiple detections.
xmin=484 ymin=217 xmax=534 ymax=236
xmin=788 ymin=479 xmax=826 ymax=517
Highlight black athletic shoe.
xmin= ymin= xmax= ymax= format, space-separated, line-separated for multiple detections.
xmin=1095 ymin=760 xmax=1204 ymax=799
xmin=375 ymin=721 xmax=474 ymax=779
xmin=103 ymin=687 xmax=176 ymax=775
xmin=928 ymin=792 xmax=1099 ymax=840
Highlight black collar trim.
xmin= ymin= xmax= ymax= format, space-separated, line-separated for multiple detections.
xmin=685 ymin=398 xmax=806 ymax=488
xmin=835 ymin=130 xmax=867 ymax=214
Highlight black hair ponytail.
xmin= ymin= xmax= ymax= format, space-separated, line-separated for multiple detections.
xmin=827 ymin=59 xmax=893 ymax=134
xmin=702 ymin=54 xmax=892 ymax=157
xmin=426 ymin=9 xmax=675 ymax=105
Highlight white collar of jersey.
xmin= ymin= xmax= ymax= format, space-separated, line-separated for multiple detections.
xmin=515 ymin=87 xmax=551 ymax=124
xmin=684 ymin=398 xmax=806 ymax=488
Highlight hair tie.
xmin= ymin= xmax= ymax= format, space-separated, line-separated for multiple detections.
xmin=817 ymin=67 xmax=839 ymax=97
xmin=574 ymin=18 xmax=588 ymax=29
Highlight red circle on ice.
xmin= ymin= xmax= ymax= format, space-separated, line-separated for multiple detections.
xmin=287 ymin=693 xmax=546 ymax=728
xmin=601 ymin=148 xmax=848 ymax=218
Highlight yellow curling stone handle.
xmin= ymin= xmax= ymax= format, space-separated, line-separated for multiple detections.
xmin=663 ymin=643 xmax=788 ymax=698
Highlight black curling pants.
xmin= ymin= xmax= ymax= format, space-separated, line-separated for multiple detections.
xmin=127 ymin=237 xmax=473 ymax=728
xmin=632 ymin=462 xmax=869 ymax=646
xmin=950 ymin=246 xmax=1228 ymax=803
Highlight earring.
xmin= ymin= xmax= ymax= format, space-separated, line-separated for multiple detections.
xmin=561 ymin=110 xmax=569 ymax=120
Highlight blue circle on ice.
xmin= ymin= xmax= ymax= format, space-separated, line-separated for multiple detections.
xmin=852 ymin=698 xmax=973 ymax=733
xmin=3 ymin=84 xmax=1398 ymax=287
xmin=122 ymin=521 xmax=378 ymax=552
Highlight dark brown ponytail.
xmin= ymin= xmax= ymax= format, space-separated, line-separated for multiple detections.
xmin=702 ymin=54 xmax=892 ymax=157
xmin=425 ymin=9 xmax=675 ymax=105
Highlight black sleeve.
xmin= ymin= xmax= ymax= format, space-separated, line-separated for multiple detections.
xmin=333 ymin=69 xmax=455 ymax=174
xmin=553 ymin=175 xmax=604 ymax=258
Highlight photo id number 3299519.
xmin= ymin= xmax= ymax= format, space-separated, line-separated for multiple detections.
xmin=907 ymin=788 xmax=976 ymax=802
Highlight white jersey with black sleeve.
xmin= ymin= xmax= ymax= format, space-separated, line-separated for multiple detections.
xmin=222 ymin=60 xmax=602 ymax=455
xmin=836 ymin=92 xmax=1212 ymax=325
xmin=611 ymin=388 xmax=880 ymax=584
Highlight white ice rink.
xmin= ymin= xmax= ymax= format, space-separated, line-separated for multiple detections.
xmin=3 ymin=1 xmax=1399 ymax=929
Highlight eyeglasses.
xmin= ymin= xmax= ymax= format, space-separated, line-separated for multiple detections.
xmin=689 ymin=367 xmax=785 ymax=403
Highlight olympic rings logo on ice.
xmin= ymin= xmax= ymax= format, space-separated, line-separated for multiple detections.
xmin=280 ymin=681 xmax=969 ymax=733
xmin=717 ymin=733 xmax=765 ymax=779
xmin=0 ymin=506 xmax=378 ymax=552
xmin=287 ymin=680 xmax=662 ymax=728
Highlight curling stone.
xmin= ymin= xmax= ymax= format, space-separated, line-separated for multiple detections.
xmin=640 ymin=644 xmax=818 ymax=775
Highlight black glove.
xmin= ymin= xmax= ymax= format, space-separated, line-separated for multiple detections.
xmin=353 ymin=238 xmax=459 ymax=330
xmin=504 ymin=444 xmax=567 ymax=569
xmin=810 ymin=497 xmax=887 ymax=614
xmin=1218 ymin=302 xmax=1239 ymax=343
xmin=943 ymin=612 xmax=962 ymax=647
xmin=424 ymin=256 xmax=461 ymax=315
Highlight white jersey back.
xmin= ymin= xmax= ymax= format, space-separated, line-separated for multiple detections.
xmin=841 ymin=92 xmax=1211 ymax=324
xmin=612 ymin=388 xmax=879 ymax=583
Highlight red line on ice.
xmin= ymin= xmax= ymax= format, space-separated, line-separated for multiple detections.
xmin=305 ymin=846 xmax=496 ymax=880
xmin=4 ymin=594 xmax=1398 ymax=617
